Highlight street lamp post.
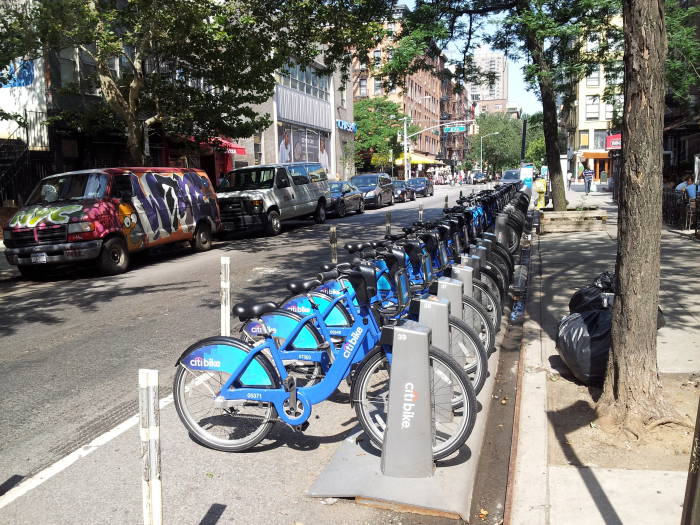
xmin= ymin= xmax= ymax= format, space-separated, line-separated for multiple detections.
xmin=403 ymin=116 xmax=410 ymax=180
xmin=480 ymin=131 xmax=500 ymax=176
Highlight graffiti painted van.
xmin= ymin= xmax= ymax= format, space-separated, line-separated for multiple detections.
xmin=3 ymin=167 xmax=220 ymax=279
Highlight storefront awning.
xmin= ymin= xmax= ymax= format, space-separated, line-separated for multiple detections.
xmin=395 ymin=153 xmax=444 ymax=166
xmin=210 ymin=138 xmax=246 ymax=155
xmin=581 ymin=151 xmax=609 ymax=159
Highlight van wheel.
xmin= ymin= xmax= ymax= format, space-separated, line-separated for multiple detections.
xmin=98 ymin=238 xmax=129 ymax=275
xmin=313 ymin=203 xmax=326 ymax=224
xmin=389 ymin=193 xmax=395 ymax=205
xmin=17 ymin=265 xmax=45 ymax=281
xmin=265 ymin=210 xmax=282 ymax=236
xmin=191 ymin=222 xmax=212 ymax=252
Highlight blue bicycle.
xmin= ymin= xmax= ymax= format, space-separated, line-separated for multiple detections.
xmin=173 ymin=266 xmax=477 ymax=459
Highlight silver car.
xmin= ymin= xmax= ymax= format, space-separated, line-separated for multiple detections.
xmin=217 ymin=162 xmax=330 ymax=236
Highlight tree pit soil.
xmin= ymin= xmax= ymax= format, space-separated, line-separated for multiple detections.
xmin=547 ymin=372 xmax=697 ymax=471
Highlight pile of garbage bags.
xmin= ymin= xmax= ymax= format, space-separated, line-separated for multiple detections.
xmin=555 ymin=271 xmax=664 ymax=385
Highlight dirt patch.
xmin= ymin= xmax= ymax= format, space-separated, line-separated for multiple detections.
xmin=547 ymin=373 xmax=698 ymax=471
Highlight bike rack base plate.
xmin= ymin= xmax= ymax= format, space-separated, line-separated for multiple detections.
xmin=307 ymin=342 xmax=501 ymax=521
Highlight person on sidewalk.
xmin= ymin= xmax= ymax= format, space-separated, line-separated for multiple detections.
xmin=534 ymin=174 xmax=547 ymax=209
xmin=582 ymin=164 xmax=594 ymax=194
xmin=676 ymin=175 xmax=692 ymax=193
xmin=567 ymin=171 xmax=573 ymax=190
xmin=684 ymin=178 xmax=698 ymax=199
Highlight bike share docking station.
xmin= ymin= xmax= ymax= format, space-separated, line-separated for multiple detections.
xmin=309 ymin=269 xmax=499 ymax=520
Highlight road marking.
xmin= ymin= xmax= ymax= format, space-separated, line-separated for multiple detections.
xmin=0 ymin=394 xmax=174 ymax=510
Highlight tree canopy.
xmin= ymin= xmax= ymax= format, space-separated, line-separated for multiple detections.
xmin=0 ymin=0 xmax=392 ymax=164
xmin=467 ymin=112 xmax=522 ymax=175
xmin=353 ymin=97 xmax=419 ymax=171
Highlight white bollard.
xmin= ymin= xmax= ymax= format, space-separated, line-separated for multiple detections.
xmin=220 ymin=256 xmax=231 ymax=337
xmin=418 ymin=203 xmax=424 ymax=222
xmin=385 ymin=212 xmax=391 ymax=236
xmin=139 ymin=369 xmax=162 ymax=525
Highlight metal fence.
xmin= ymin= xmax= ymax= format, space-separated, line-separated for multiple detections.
xmin=662 ymin=188 xmax=698 ymax=232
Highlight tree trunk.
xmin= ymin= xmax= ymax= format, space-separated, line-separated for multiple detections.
xmin=125 ymin=117 xmax=146 ymax=166
xmin=521 ymin=20 xmax=567 ymax=210
xmin=538 ymin=75 xmax=566 ymax=211
xmin=597 ymin=0 xmax=667 ymax=432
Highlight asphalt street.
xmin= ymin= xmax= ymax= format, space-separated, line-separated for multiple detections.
xmin=0 ymin=184 xmax=481 ymax=522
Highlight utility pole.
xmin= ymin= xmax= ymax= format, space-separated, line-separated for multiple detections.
xmin=403 ymin=116 xmax=410 ymax=180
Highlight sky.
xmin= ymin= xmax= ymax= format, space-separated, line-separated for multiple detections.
xmin=508 ymin=58 xmax=542 ymax=115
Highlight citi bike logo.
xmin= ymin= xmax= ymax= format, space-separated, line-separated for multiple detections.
xmin=401 ymin=382 xmax=418 ymax=429
xmin=342 ymin=327 xmax=363 ymax=358
xmin=189 ymin=356 xmax=221 ymax=368
xmin=287 ymin=304 xmax=311 ymax=314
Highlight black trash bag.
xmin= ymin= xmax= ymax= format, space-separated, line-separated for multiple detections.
xmin=569 ymin=285 xmax=606 ymax=313
xmin=591 ymin=271 xmax=616 ymax=292
xmin=556 ymin=310 xmax=612 ymax=385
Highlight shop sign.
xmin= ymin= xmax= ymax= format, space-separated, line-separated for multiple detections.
xmin=605 ymin=134 xmax=621 ymax=150
xmin=336 ymin=120 xmax=357 ymax=133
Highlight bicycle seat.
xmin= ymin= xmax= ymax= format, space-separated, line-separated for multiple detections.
xmin=320 ymin=262 xmax=352 ymax=272
xmin=232 ymin=301 xmax=278 ymax=321
xmin=286 ymin=278 xmax=322 ymax=294
xmin=345 ymin=242 xmax=365 ymax=254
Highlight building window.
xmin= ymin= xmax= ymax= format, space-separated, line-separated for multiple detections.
xmin=374 ymin=80 xmax=383 ymax=95
xmin=373 ymin=50 xmax=382 ymax=66
xmin=59 ymin=48 xmax=76 ymax=86
xmin=605 ymin=102 xmax=614 ymax=120
xmin=586 ymin=67 xmax=600 ymax=87
xmin=359 ymin=78 xmax=367 ymax=97
xmin=594 ymin=130 xmax=607 ymax=149
xmin=494 ymin=104 xmax=502 ymax=110
xmin=279 ymin=61 xmax=330 ymax=101
xmin=579 ymin=130 xmax=590 ymax=149
xmin=472 ymin=93 xmax=480 ymax=101
xmin=586 ymin=95 xmax=600 ymax=120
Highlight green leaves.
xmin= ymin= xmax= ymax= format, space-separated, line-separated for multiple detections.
xmin=467 ymin=113 xmax=522 ymax=174
xmin=353 ymin=97 xmax=416 ymax=170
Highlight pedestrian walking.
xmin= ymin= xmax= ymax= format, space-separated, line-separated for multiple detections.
xmin=582 ymin=164 xmax=594 ymax=194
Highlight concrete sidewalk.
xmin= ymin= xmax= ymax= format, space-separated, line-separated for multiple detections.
xmin=509 ymin=185 xmax=699 ymax=525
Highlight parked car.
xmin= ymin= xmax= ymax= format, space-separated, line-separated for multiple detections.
xmin=217 ymin=162 xmax=330 ymax=236
xmin=407 ymin=177 xmax=434 ymax=197
xmin=392 ymin=180 xmax=416 ymax=202
xmin=329 ymin=181 xmax=364 ymax=217
xmin=473 ymin=172 xmax=487 ymax=184
xmin=3 ymin=167 xmax=220 ymax=279
xmin=502 ymin=169 xmax=521 ymax=184
xmin=351 ymin=173 xmax=394 ymax=208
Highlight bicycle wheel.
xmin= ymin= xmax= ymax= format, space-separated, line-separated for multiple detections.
xmin=491 ymin=241 xmax=515 ymax=273
xmin=488 ymin=250 xmax=513 ymax=284
xmin=473 ymin=280 xmax=502 ymax=333
xmin=352 ymin=346 xmax=477 ymax=460
xmin=481 ymin=266 xmax=506 ymax=306
xmin=174 ymin=338 xmax=279 ymax=452
xmin=448 ymin=316 xmax=489 ymax=394
xmin=462 ymin=294 xmax=496 ymax=352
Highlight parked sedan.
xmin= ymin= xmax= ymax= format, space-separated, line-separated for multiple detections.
xmin=392 ymin=180 xmax=416 ymax=202
xmin=351 ymin=173 xmax=394 ymax=208
xmin=407 ymin=177 xmax=434 ymax=197
xmin=329 ymin=181 xmax=364 ymax=217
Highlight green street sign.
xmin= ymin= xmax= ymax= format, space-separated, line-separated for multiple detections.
xmin=444 ymin=126 xmax=466 ymax=133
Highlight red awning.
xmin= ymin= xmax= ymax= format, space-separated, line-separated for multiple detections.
xmin=605 ymin=133 xmax=621 ymax=150
xmin=186 ymin=136 xmax=247 ymax=155
xmin=211 ymin=138 xmax=246 ymax=155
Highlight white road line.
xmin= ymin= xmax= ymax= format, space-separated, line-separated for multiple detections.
xmin=0 ymin=394 xmax=174 ymax=510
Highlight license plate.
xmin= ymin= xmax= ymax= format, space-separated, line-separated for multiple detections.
xmin=31 ymin=253 xmax=47 ymax=264
xmin=222 ymin=223 xmax=236 ymax=231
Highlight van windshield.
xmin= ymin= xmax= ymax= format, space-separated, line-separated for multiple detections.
xmin=220 ymin=168 xmax=275 ymax=191
xmin=26 ymin=172 xmax=109 ymax=205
